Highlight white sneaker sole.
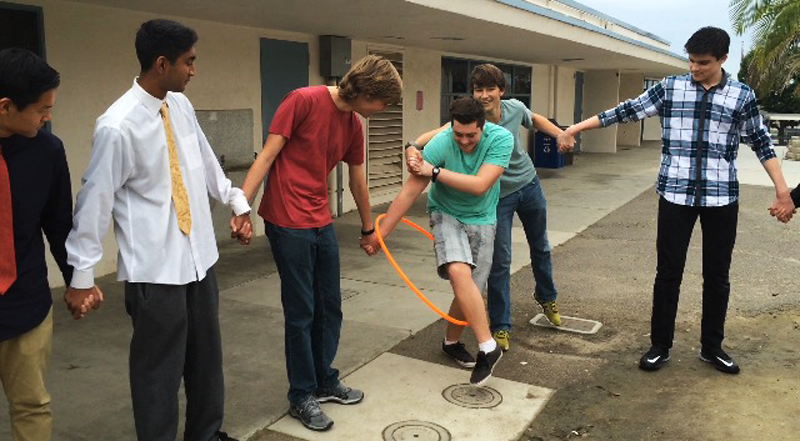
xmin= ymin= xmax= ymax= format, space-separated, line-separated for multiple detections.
xmin=441 ymin=347 xmax=476 ymax=369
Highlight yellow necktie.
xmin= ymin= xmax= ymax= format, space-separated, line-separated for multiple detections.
xmin=160 ymin=103 xmax=192 ymax=235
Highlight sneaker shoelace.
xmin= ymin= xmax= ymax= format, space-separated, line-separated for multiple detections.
xmin=543 ymin=302 xmax=559 ymax=313
xmin=331 ymin=384 xmax=352 ymax=398
xmin=299 ymin=399 xmax=322 ymax=417
xmin=451 ymin=342 xmax=472 ymax=358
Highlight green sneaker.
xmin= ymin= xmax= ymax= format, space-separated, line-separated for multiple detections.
xmin=538 ymin=300 xmax=561 ymax=326
xmin=493 ymin=330 xmax=510 ymax=351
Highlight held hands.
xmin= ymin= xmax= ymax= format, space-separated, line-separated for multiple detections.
xmin=405 ymin=146 xmax=423 ymax=174
xmin=64 ymin=285 xmax=104 ymax=320
xmin=230 ymin=212 xmax=253 ymax=245
xmin=360 ymin=230 xmax=380 ymax=256
xmin=556 ymin=130 xmax=576 ymax=153
xmin=407 ymin=154 xmax=433 ymax=178
xmin=769 ymin=195 xmax=796 ymax=223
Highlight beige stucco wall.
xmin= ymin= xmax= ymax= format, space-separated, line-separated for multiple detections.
xmin=616 ymin=72 xmax=644 ymax=147
xmin=19 ymin=0 xmax=634 ymax=287
xmin=531 ymin=64 xmax=553 ymax=117
xmin=26 ymin=0 xmax=320 ymax=286
xmin=581 ymin=70 xmax=619 ymax=153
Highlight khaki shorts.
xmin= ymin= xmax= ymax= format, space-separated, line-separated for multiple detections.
xmin=430 ymin=211 xmax=496 ymax=292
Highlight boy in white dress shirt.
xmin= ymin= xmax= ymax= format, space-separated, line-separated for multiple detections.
xmin=64 ymin=19 xmax=248 ymax=441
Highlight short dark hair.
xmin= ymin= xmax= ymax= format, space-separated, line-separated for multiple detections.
xmin=470 ymin=64 xmax=506 ymax=91
xmin=450 ymin=96 xmax=485 ymax=129
xmin=135 ymin=19 xmax=198 ymax=72
xmin=684 ymin=27 xmax=729 ymax=60
xmin=0 ymin=48 xmax=60 ymax=111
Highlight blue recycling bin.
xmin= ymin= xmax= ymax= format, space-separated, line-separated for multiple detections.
xmin=533 ymin=130 xmax=564 ymax=169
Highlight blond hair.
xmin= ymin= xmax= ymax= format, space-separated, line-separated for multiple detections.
xmin=338 ymin=55 xmax=403 ymax=104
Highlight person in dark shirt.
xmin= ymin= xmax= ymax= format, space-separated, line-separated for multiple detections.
xmin=0 ymin=48 xmax=83 ymax=441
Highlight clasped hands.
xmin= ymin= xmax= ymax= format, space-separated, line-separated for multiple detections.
xmin=230 ymin=212 xmax=253 ymax=245
xmin=556 ymin=130 xmax=576 ymax=153
xmin=769 ymin=193 xmax=796 ymax=223
xmin=63 ymin=285 xmax=104 ymax=320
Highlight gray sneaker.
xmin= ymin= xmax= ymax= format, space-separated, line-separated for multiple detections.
xmin=289 ymin=397 xmax=333 ymax=431
xmin=315 ymin=382 xmax=364 ymax=405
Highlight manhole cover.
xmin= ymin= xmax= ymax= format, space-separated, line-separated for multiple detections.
xmin=382 ymin=420 xmax=451 ymax=441
xmin=442 ymin=383 xmax=502 ymax=409
xmin=530 ymin=313 xmax=603 ymax=334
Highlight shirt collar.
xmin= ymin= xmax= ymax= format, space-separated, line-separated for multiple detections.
xmin=131 ymin=77 xmax=167 ymax=116
xmin=689 ymin=68 xmax=729 ymax=91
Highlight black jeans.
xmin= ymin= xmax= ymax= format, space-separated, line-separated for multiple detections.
xmin=124 ymin=267 xmax=224 ymax=441
xmin=651 ymin=197 xmax=738 ymax=351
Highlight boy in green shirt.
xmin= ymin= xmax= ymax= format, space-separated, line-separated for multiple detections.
xmin=379 ymin=97 xmax=512 ymax=385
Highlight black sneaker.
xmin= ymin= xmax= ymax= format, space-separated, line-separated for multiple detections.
xmin=289 ymin=397 xmax=334 ymax=431
xmin=639 ymin=346 xmax=670 ymax=371
xmin=314 ymin=382 xmax=364 ymax=405
xmin=700 ymin=348 xmax=740 ymax=374
xmin=470 ymin=346 xmax=503 ymax=386
xmin=216 ymin=431 xmax=239 ymax=441
xmin=442 ymin=341 xmax=476 ymax=368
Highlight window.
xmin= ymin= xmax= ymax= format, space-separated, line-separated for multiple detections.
xmin=441 ymin=57 xmax=532 ymax=124
xmin=0 ymin=3 xmax=44 ymax=56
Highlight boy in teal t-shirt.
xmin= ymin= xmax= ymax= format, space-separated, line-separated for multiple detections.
xmin=379 ymin=97 xmax=512 ymax=386
xmin=423 ymin=121 xmax=512 ymax=225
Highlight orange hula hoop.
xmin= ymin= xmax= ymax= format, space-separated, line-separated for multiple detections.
xmin=374 ymin=213 xmax=469 ymax=326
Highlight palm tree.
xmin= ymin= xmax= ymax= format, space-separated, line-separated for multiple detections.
xmin=730 ymin=0 xmax=800 ymax=95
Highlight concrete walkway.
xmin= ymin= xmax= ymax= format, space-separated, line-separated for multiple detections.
xmin=2 ymin=141 xmax=798 ymax=441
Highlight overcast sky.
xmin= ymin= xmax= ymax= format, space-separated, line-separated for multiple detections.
xmin=575 ymin=0 xmax=753 ymax=78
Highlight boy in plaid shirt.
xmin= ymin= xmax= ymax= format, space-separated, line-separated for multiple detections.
xmin=565 ymin=27 xmax=794 ymax=374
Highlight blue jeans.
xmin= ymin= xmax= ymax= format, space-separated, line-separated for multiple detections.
xmin=266 ymin=222 xmax=342 ymax=406
xmin=487 ymin=177 xmax=557 ymax=332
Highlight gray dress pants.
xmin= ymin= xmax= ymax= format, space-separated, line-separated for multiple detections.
xmin=124 ymin=267 xmax=224 ymax=441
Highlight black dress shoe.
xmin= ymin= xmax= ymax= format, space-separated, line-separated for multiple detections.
xmin=216 ymin=431 xmax=239 ymax=441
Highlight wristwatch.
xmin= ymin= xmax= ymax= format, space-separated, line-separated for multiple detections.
xmin=405 ymin=141 xmax=420 ymax=149
xmin=431 ymin=166 xmax=441 ymax=182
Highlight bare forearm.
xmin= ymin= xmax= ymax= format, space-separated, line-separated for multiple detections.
xmin=436 ymin=168 xmax=495 ymax=196
xmin=381 ymin=175 xmax=428 ymax=238
xmin=242 ymin=134 xmax=285 ymax=202
xmin=564 ymin=115 xmax=601 ymax=137
xmin=762 ymin=158 xmax=790 ymax=196
xmin=349 ymin=166 xmax=374 ymax=231
xmin=532 ymin=113 xmax=564 ymax=138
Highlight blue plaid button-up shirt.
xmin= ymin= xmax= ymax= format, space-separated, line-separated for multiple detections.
xmin=598 ymin=72 xmax=776 ymax=207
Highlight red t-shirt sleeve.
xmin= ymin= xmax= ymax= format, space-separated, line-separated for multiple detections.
xmin=269 ymin=89 xmax=311 ymax=140
xmin=341 ymin=115 xmax=365 ymax=165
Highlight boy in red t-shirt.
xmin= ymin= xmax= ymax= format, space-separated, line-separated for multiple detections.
xmin=239 ymin=55 xmax=402 ymax=431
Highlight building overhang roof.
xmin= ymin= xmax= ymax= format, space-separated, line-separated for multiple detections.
xmin=75 ymin=0 xmax=687 ymax=77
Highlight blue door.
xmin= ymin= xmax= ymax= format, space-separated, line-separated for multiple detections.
xmin=260 ymin=38 xmax=309 ymax=143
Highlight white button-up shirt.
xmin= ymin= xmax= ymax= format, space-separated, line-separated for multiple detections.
xmin=67 ymin=79 xmax=250 ymax=288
